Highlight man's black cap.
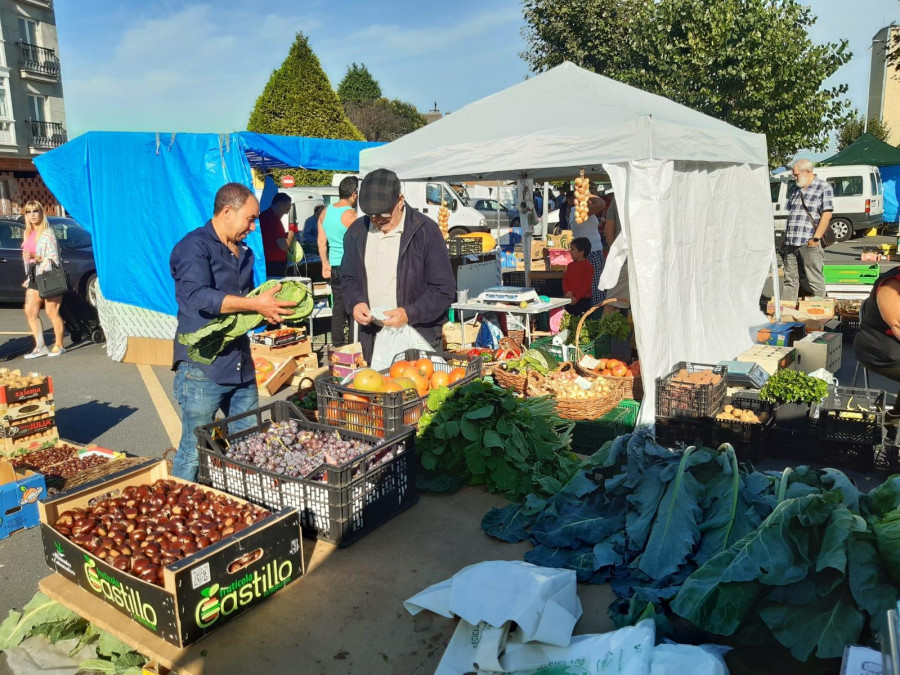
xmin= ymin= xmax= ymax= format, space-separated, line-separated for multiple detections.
xmin=359 ymin=169 xmax=401 ymax=215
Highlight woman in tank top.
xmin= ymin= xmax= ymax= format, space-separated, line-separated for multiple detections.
xmin=317 ymin=176 xmax=359 ymax=346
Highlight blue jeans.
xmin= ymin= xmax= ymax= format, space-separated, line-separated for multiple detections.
xmin=172 ymin=362 xmax=258 ymax=481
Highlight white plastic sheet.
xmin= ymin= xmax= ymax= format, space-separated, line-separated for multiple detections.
xmin=403 ymin=560 xmax=582 ymax=647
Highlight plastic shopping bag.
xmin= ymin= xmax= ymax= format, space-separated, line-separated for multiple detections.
xmin=371 ymin=324 xmax=432 ymax=371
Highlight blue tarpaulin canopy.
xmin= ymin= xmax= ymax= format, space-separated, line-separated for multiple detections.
xmin=33 ymin=131 xmax=381 ymax=316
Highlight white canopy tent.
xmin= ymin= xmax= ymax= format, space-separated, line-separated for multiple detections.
xmin=360 ymin=62 xmax=774 ymax=424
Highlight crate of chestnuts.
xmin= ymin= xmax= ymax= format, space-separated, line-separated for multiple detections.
xmin=38 ymin=459 xmax=304 ymax=648
xmin=195 ymin=401 xmax=418 ymax=547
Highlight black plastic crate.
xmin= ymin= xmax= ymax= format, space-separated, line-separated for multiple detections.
xmin=654 ymin=416 xmax=715 ymax=450
xmin=501 ymin=271 xmax=563 ymax=297
xmin=448 ymin=237 xmax=482 ymax=257
xmin=817 ymin=386 xmax=885 ymax=445
xmin=772 ymin=425 xmax=819 ymax=461
xmin=316 ymin=349 xmax=481 ymax=436
xmin=711 ymin=397 xmax=775 ymax=459
xmin=876 ymin=444 xmax=900 ymax=472
xmin=655 ymin=362 xmax=728 ymax=420
xmin=195 ymin=401 xmax=418 ymax=546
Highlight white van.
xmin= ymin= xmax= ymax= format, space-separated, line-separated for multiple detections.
xmin=332 ymin=173 xmax=487 ymax=236
xmin=771 ymin=165 xmax=884 ymax=242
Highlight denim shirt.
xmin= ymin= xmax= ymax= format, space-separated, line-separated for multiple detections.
xmin=170 ymin=220 xmax=255 ymax=386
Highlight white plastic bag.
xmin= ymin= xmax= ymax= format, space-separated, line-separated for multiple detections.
xmin=371 ymin=324 xmax=432 ymax=370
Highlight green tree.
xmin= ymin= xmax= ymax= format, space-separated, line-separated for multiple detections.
xmin=836 ymin=114 xmax=893 ymax=150
xmin=521 ymin=0 xmax=853 ymax=167
xmin=248 ymin=33 xmax=364 ymax=186
xmin=344 ymin=98 xmax=427 ymax=141
xmin=338 ymin=63 xmax=382 ymax=103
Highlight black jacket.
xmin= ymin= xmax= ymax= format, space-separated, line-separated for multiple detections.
xmin=341 ymin=207 xmax=456 ymax=362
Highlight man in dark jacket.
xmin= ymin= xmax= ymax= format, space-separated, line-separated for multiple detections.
xmin=341 ymin=169 xmax=455 ymax=364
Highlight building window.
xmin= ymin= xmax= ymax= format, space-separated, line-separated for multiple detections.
xmin=0 ymin=88 xmax=9 ymax=119
xmin=27 ymin=95 xmax=45 ymax=122
xmin=18 ymin=18 xmax=37 ymax=46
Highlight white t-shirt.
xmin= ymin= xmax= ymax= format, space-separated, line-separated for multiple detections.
xmin=569 ymin=210 xmax=603 ymax=252
xmin=365 ymin=219 xmax=404 ymax=311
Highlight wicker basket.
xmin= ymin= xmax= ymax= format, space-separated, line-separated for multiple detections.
xmin=290 ymin=375 xmax=318 ymax=422
xmin=524 ymin=368 xmax=625 ymax=421
xmin=493 ymin=366 xmax=528 ymax=394
xmin=47 ymin=456 xmax=156 ymax=496
xmin=571 ymin=301 xmax=642 ymax=400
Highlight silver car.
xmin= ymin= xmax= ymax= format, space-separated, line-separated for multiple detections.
xmin=470 ymin=198 xmax=520 ymax=229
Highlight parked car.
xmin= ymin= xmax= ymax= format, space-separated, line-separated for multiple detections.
xmin=771 ymin=165 xmax=884 ymax=242
xmin=0 ymin=217 xmax=97 ymax=305
xmin=470 ymin=197 xmax=520 ymax=228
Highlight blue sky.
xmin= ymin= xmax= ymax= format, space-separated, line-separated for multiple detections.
xmin=57 ymin=0 xmax=897 ymax=155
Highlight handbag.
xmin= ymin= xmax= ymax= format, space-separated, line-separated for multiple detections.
xmin=797 ymin=188 xmax=836 ymax=248
xmin=36 ymin=260 xmax=71 ymax=299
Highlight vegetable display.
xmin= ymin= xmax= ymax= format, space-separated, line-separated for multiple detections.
xmin=560 ymin=310 xmax=632 ymax=344
xmin=499 ymin=347 xmax=559 ymax=376
xmin=482 ymin=431 xmax=899 ymax=662
xmin=225 ymin=420 xmax=374 ymax=478
xmin=416 ymin=380 xmax=579 ymax=501
xmin=759 ymin=369 xmax=828 ymax=406
xmin=178 ymin=279 xmax=313 ymax=365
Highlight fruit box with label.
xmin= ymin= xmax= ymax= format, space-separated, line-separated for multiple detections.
xmin=249 ymin=327 xmax=307 ymax=349
xmin=1 ymin=412 xmax=58 ymax=457
xmin=0 ymin=370 xmax=53 ymax=412
xmin=737 ymin=345 xmax=796 ymax=376
xmin=256 ymin=357 xmax=297 ymax=398
xmin=0 ymin=459 xmax=45 ymax=540
xmin=38 ymin=460 xmax=304 ymax=648
xmin=1 ymin=398 xmax=55 ymax=424
xmin=756 ymin=322 xmax=806 ymax=347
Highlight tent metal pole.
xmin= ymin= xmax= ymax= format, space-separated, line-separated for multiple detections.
xmin=542 ymin=181 xmax=549 ymax=242
xmin=771 ymin=248 xmax=782 ymax=322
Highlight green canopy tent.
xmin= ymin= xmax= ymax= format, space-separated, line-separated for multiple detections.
xmin=821 ymin=132 xmax=900 ymax=222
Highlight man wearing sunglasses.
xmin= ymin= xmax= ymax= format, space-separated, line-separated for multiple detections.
xmin=340 ymin=168 xmax=455 ymax=364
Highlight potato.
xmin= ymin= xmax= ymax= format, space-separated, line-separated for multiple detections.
xmin=724 ymin=405 xmax=734 ymax=414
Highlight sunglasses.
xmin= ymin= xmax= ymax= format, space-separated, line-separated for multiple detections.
xmin=25 ymin=209 xmax=41 ymax=214
xmin=370 ymin=197 xmax=402 ymax=221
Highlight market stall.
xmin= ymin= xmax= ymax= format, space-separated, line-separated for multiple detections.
xmin=359 ymin=61 xmax=774 ymax=423
xmin=31 ymin=132 xmax=382 ymax=363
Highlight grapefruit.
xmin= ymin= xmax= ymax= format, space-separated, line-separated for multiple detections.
xmin=353 ymin=368 xmax=384 ymax=392
xmin=390 ymin=360 xmax=411 ymax=379
xmin=430 ymin=371 xmax=450 ymax=389
xmin=408 ymin=372 xmax=429 ymax=397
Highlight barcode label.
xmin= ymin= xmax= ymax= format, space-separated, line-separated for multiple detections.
xmin=191 ymin=562 xmax=211 ymax=589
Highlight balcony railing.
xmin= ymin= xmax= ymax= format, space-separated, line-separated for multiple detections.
xmin=17 ymin=42 xmax=60 ymax=79
xmin=25 ymin=120 xmax=66 ymax=149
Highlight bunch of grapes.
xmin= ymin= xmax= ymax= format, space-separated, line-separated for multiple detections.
xmin=225 ymin=420 xmax=375 ymax=479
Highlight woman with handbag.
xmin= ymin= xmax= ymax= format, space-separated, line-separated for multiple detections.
xmin=21 ymin=201 xmax=65 ymax=358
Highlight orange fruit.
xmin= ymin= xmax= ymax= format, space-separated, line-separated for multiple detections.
xmin=390 ymin=360 xmax=411 ymax=379
xmin=381 ymin=381 xmax=404 ymax=393
xmin=352 ymin=368 xmax=384 ymax=392
xmin=430 ymin=371 xmax=450 ymax=389
xmin=612 ymin=365 xmax=628 ymax=377
xmin=408 ymin=372 xmax=429 ymax=397
xmin=414 ymin=358 xmax=435 ymax=380
xmin=448 ymin=367 xmax=467 ymax=384
xmin=599 ymin=369 xmax=612 ymax=377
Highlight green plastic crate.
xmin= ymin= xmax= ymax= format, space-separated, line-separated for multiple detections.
xmin=823 ymin=264 xmax=879 ymax=285
xmin=572 ymin=399 xmax=641 ymax=454
xmin=531 ymin=335 xmax=612 ymax=362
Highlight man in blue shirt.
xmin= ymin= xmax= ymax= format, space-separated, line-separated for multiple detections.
xmin=169 ymin=182 xmax=295 ymax=481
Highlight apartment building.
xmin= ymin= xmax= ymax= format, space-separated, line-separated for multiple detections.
xmin=0 ymin=0 xmax=66 ymax=214
xmin=867 ymin=25 xmax=900 ymax=146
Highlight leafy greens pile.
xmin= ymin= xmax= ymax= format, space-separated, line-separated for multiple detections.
xmin=482 ymin=431 xmax=899 ymax=661
xmin=178 ymin=279 xmax=313 ymax=364
xmin=416 ymin=380 xmax=580 ymax=501
xmin=559 ymin=311 xmax=632 ymax=344
xmin=0 ymin=592 xmax=148 ymax=674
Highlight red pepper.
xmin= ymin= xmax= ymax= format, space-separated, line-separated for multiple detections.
xmin=467 ymin=348 xmax=482 ymax=357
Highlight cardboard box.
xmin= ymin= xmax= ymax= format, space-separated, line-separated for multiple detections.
xmin=257 ymin=357 xmax=297 ymax=397
xmin=797 ymin=297 xmax=836 ymax=318
xmin=122 ymin=338 xmax=174 ymax=367
xmin=250 ymin=339 xmax=312 ymax=363
xmin=1 ymin=412 xmax=58 ymax=457
xmin=38 ymin=460 xmax=304 ymax=648
xmin=0 ymin=459 xmax=45 ymax=540
xmin=765 ymin=299 xmax=798 ymax=316
xmin=0 ymin=370 xmax=53 ymax=411
xmin=547 ymin=230 xmax=573 ymax=250
xmin=250 ymin=327 xmax=307 ymax=348
xmin=793 ymin=331 xmax=842 ymax=375
xmin=737 ymin=345 xmax=796 ymax=376
xmin=330 ymin=364 xmax=357 ymax=380
xmin=328 ymin=343 xmax=365 ymax=370
xmin=756 ymin=322 xmax=806 ymax=347
xmin=0 ymin=399 xmax=55 ymax=424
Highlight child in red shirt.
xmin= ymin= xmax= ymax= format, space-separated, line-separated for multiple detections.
xmin=563 ymin=237 xmax=594 ymax=316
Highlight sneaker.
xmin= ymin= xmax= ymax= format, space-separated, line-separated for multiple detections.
xmin=24 ymin=346 xmax=48 ymax=359
xmin=47 ymin=346 xmax=66 ymax=358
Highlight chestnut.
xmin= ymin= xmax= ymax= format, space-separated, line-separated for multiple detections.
xmin=124 ymin=507 xmax=138 ymax=520
xmin=196 ymin=536 xmax=211 ymax=549
xmin=55 ymin=525 xmax=71 ymax=536
xmin=139 ymin=565 xmax=158 ymax=582
xmin=113 ymin=556 xmax=130 ymax=572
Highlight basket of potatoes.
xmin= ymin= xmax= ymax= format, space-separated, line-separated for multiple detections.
xmin=715 ymin=404 xmax=771 ymax=427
